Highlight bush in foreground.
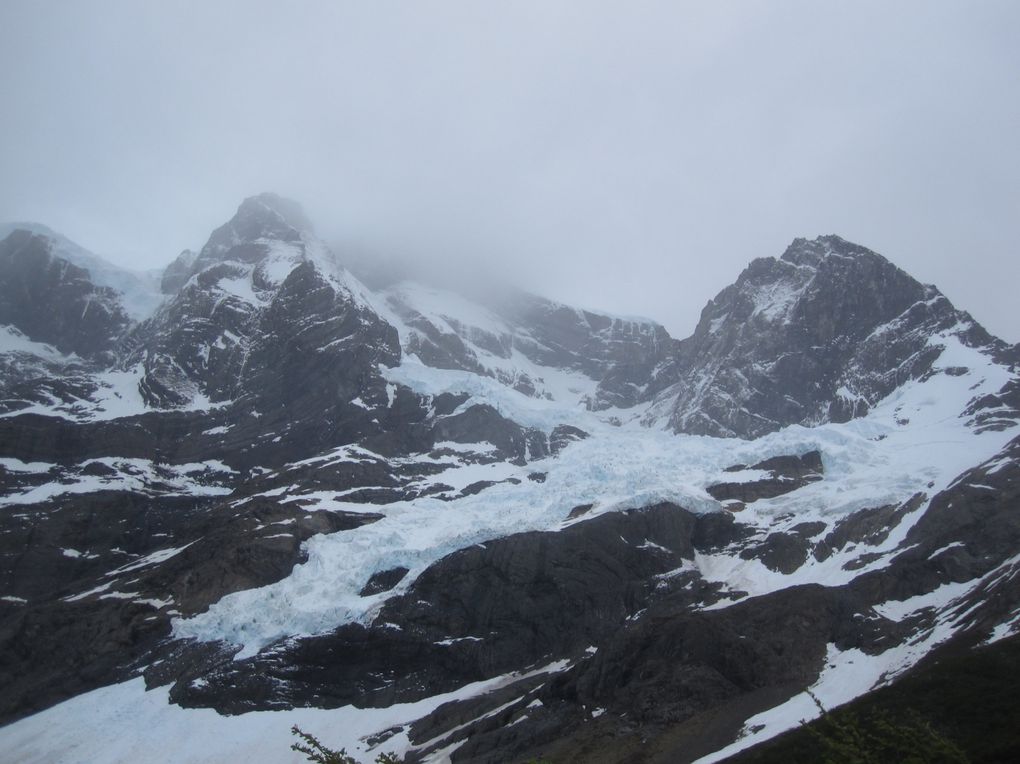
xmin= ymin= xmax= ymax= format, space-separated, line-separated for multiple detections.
xmin=804 ymin=691 xmax=969 ymax=764
xmin=290 ymin=726 xmax=403 ymax=764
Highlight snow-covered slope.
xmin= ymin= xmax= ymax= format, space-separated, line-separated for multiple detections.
xmin=379 ymin=280 xmax=673 ymax=410
xmin=1 ymin=199 xmax=1018 ymax=764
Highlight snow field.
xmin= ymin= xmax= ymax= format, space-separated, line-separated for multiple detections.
xmin=0 ymin=659 xmax=572 ymax=764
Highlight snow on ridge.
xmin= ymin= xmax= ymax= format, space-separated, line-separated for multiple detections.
xmin=384 ymin=281 xmax=512 ymax=339
xmin=0 ymin=222 xmax=164 ymax=321
xmin=0 ymin=364 xmax=229 ymax=423
xmin=748 ymin=270 xmax=812 ymax=321
xmin=215 ymin=272 xmax=266 ymax=306
xmin=565 ymin=304 xmax=662 ymax=329
xmin=174 ymin=332 xmax=1018 ymax=657
xmin=382 ymin=355 xmax=597 ymax=429
xmin=376 ymin=281 xmax=669 ymax=407
xmin=697 ymin=550 xmax=1020 ymax=764
xmin=181 ymin=228 xmax=373 ymax=317
xmin=379 ymin=284 xmax=603 ymax=407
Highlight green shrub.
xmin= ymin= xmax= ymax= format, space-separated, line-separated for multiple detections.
xmin=803 ymin=691 xmax=969 ymax=764
xmin=290 ymin=726 xmax=403 ymax=764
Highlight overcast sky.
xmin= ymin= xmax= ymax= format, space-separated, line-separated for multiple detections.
xmin=2 ymin=1 xmax=1018 ymax=341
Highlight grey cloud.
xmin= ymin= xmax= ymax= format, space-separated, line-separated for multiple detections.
xmin=1 ymin=0 xmax=1017 ymax=340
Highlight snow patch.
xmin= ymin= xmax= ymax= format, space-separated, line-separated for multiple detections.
xmin=0 ymin=661 xmax=572 ymax=764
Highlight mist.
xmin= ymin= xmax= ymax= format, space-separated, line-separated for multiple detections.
xmin=1 ymin=0 xmax=1018 ymax=341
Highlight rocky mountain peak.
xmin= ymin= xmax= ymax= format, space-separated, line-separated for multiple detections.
xmin=160 ymin=249 xmax=198 ymax=294
xmin=119 ymin=194 xmax=400 ymax=416
xmin=780 ymin=233 xmax=872 ymax=267
xmin=646 ymin=235 xmax=999 ymax=438
xmin=188 ymin=193 xmax=313 ymax=275
xmin=238 ymin=192 xmax=313 ymax=234
xmin=0 ymin=230 xmax=131 ymax=359
xmin=727 ymin=235 xmax=931 ymax=331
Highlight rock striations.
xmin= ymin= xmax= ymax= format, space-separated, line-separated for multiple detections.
xmin=0 ymin=196 xmax=1018 ymax=764
xmin=644 ymin=235 xmax=1014 ymax=438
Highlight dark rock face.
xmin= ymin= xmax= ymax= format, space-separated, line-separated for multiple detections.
xmin=496 ymin=293 xmax=676 ymax=410
xmin=813 ymin=495 xmax=924 ymax=562
xmin=382 ymin=443 xmax=1020 ymax=764
xmin=127 ymin=197 xmax=401 ymax=413
xmin=160 ymin=249 xmax=197 ymax=294
xmin=0 ymin=487 xmax=381 ymax=722
xmin=738 ymin=531 xmax=814 ymax=574
xmin=242 ymin=261 xmax=400 ymax=406
xmin=0 ymin=350 xmax=93 ymax=416
xmin=708 ymin=451 xmax=824 ymax=504
xmin=165 ymin=503 xmax=741 ymax=714
xmin=430 ymin=404 xmax=530 ymax=460
xmin=652 ymin=235 xmax=1009 ymax=438
xmin=376 ymin=503 xmax=700 ymax=660
xmin=564 ymin=586 xmax=861 ymax=721
xmin=722 ymin=632 xmax=1020 ymax=764
xmin=0 ymin=230 xmax=131 ymax=358
xmin=550 ymin=424 xmax=589 ymax=453
xmin=359 ymin=567 xmax=409 ymax=596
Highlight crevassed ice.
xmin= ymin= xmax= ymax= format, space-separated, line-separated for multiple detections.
xmin=173 ymin=333 xmax=1018 ymax=657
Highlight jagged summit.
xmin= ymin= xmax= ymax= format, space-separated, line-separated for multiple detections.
xmin=1 ymin=207 xmax=1008 ymax=438
xmin=0 ymin=222 xmax=113 ymax=277
xmin=188 ymin=192 xmax=314 ymax=274
xmin=645 ymin=234 xmax=1007 ymax=438
xmin=159 ymin=248 xmax=198 ymax=294
xmin=122 ymin=194 xmax=396 ymax=412
xmin=243 ymin=192 xmax=313 ymax=232
xmin=780 ymin=233 xmax=878 ymax=266
xmin=159 ymin=195 xmax=313 ymax=295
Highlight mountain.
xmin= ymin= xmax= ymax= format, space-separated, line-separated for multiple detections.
xmin=644 ymin=234 xmax=1017 ymax=438
xmin=0 ymin=196 xmax=1018 ymax=764
xmin=380 ymin=281 xmax=673 ymax=409
xmin=0 ymin=222 xmax=162 ymax=321
xmin=0 ymin=229 xmax=132 ymax=359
